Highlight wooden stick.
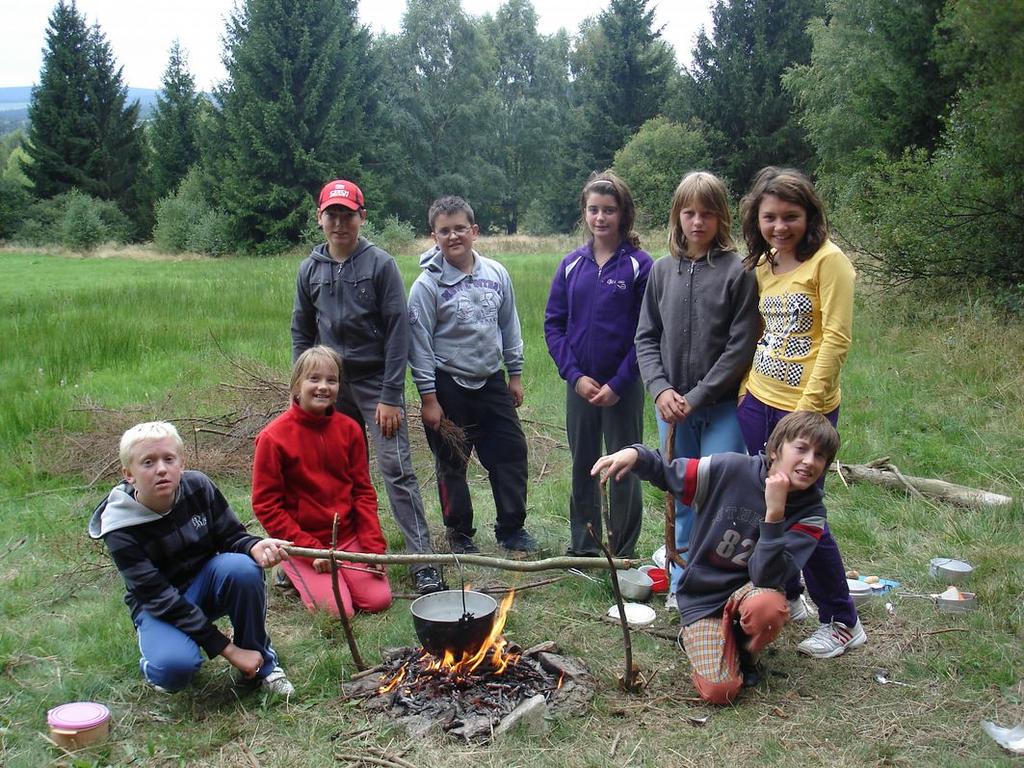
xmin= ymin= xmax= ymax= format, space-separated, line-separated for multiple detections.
xmin=589 ymin=483 xmax=639 ymax=693
xmin=330 ymin=515 xmax=367 ymax=671
xmin=664 ymin=422 xmax=687 ymax=569
xmin=834 ymin=461 xmax=1012 ymax=508
xmin=282 ymin=547 xmax=639 ymax=571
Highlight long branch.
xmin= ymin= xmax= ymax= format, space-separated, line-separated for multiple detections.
xmin=282 ymin=547 xmax=639 ymax=571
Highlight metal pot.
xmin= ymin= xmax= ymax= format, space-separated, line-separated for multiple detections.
xmin=410 ymin=589 xmax=497 ymax=658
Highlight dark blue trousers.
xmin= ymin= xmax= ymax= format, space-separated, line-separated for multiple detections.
xmin=134 ymin=553 xmax=278 ymax=692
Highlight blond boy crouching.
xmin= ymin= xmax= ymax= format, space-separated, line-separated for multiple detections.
xmin=89 ymin=421 xmax=294 ymax=695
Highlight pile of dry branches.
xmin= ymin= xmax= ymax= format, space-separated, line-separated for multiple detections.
xmin=44 ymin=354 xmax=560 ymax=489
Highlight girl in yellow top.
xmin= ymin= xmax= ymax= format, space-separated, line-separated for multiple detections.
xmin=737 ymin=167 xmax=865 ymax=660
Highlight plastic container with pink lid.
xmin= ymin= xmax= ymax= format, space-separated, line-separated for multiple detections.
xmin=47 ymin=701 xmax=111 ymax=748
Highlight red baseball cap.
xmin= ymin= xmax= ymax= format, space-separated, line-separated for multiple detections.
xmin=318 ymin=180 xmax=365 ymax=213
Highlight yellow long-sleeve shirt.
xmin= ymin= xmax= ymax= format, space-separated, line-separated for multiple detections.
xmin=746 ymin=239 xmax=856 ymax=413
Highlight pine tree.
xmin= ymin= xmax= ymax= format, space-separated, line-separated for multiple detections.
xmin=150 ymin=41 xmax=203 ymax=200
xmin=23 ymin=1 xmax=149 ymax=233
xmin=83 ymin=26 xmax=148 ymax=230
xmin=23 ymin=1 xmax=96 ymax=198
xmin=208 ymin=0 xmax=376 ymax=251
xmin=691 ymin=0 xmax=824 ymax=189
xmin=571 ymin=0 xmax=676 ymax=173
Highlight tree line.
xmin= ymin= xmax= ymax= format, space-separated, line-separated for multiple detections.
xmin=0 ymin=0 xmax=1020 ymax=303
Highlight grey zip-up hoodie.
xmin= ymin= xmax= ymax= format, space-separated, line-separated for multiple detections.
xmin=291 ymin=238 xmax=410 ymax=405
xmin=635 ymin=249 xmax=759 ymax=411
xmin=407 ymin=245 xmax=524 ymax=393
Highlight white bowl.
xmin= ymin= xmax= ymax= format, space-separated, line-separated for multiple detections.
xmin=608 ymin=602 xmax=657 ymax=627
xmin=617 ymin=569 xmax=654 ymax=601
xmin=847 ymin=578 xmax=872 ymax=606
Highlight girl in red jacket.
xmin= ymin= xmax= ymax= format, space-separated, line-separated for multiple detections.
xmin=253 ymin=346 xmax=392 ymax=618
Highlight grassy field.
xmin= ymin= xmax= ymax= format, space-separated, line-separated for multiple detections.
xmin=0 ymin=243 xmax=1022 ymax=767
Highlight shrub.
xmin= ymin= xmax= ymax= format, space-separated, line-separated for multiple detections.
xmin=152 ymin=168 xmax=234 ymax=256
xmin=613 ymin=117 xmax=714 ymax=229
xmin=186 ymin=209 xmax=233 ymax=256
xmin=0 ymin=177 xmax=32 ymax=240
xmin=60 ymin=190 xmax=106 ymax=251
xmin=13 ymin=190 xmax=130 ymax=250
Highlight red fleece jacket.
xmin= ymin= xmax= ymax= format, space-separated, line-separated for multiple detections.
xmin=252 ymin=402 xmax=386 ymax=553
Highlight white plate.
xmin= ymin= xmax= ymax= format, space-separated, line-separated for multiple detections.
xmin=847 ymin=578 xmax=871 ymax=595
xmin=608 ymin=602 xmax=657 ymax=627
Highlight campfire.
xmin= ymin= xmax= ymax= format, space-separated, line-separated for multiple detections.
xmin=344 ymin=590 xmax=594 ymax=741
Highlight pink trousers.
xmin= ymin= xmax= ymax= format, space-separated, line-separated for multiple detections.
xmin=281 ymin=534 xmax=392 ymax=618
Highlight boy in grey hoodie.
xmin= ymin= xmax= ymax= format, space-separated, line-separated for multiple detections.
xmin=407 ymin=195 xmax=537 ymax=554
xmin=89 ymin=422 xmax=294 ymax=695
xmin=292 ymin=180 xmax=443 ymax=595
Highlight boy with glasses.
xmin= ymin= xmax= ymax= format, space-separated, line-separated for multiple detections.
xmin=292 ymin=179 xmax=444 ymax=595
xmin=407 ymin=195 xmax=537 ymax=554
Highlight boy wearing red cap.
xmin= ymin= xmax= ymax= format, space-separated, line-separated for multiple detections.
xmin=291 ymin=180 xmax=444 ymax=595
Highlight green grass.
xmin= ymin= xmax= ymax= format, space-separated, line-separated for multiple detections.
xmin=0 ymin=246 xmax=1022 ymax=767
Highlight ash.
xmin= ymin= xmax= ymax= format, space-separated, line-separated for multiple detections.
xmin=344 ymin=641 xmax=594 ymax=742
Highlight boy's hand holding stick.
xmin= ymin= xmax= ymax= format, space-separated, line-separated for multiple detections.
xmin=249 ymin=538 xmax=291 ymax=569
xmin=591 ymin=447 xmax=639 ymax=484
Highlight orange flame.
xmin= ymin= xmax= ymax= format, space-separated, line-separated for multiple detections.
xmin=421 ymin=589 xmax=519 ymax=676
xmin=377 ymin=591 xmax=521 ymax=693
xmin=377 ymin=661 xmax=409 ymax=693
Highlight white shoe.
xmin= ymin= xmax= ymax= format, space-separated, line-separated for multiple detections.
xmin=788 ymin=595 xmax=811 ymax=622
xmin=665 ymin=592 xmax=678 ymax=612
xmin=260 ymin=665 xmax=295 ymax=696
xmin=797 ymin=620 xmax=867 ymax=659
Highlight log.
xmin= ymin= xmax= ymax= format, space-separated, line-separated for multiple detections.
xmin=834 ymin=461 xmax=1012 ymax=508
xmin=282 ymin=548 xmax=639 ymax=571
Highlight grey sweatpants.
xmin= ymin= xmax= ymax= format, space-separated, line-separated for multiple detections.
xmin=565 ymin=378 xmax=644 ymax=558
xmin=337 ymin=373 xmax=434 ymax=572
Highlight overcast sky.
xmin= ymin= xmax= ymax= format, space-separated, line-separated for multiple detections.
xmin=3 ymin=0 xmax=714 ymax=90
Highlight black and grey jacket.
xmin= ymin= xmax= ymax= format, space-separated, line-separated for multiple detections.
xmin=291 ymin=238 xmax=410 ymax=405
xmin=88 ymin=471 xmax=261 ymax=658
xmin=631 ymin=448 xmax=825 ymax=627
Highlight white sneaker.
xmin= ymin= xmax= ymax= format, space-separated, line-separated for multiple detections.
xmin=260 ymin=665 xmax=295 ymax=696
xmin=797 ymin=620 xmax=867 ymax=659
xmin=788 ymin=595 xmax=811 ymax=622
xmin=665 ymin=592 xmax=678 ymax=612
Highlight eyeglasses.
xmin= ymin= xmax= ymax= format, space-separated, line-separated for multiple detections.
xmin=434 ymin=225 xmax=473 ymax=238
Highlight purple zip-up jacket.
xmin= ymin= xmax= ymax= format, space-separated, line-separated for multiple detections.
xmin=544 ymin=240 xmax=653 ymax=395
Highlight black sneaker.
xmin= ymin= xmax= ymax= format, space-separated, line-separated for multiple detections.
xmin=446 ymin=531 xmax=479 ymax=554
xmin=413 ymin=566 xmax=446 ymax=594
xmin=498 ymin=528 xmax=539 ymax=553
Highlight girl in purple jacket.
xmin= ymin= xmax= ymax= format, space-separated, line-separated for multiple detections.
xmin=544 ymin=171 xmax=653 ymax=557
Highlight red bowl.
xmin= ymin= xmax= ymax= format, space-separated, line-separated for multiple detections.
xmin=642 ymin=566 xmax=668 ymax=593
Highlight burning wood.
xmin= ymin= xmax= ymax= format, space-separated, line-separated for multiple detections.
xmin=344 ymin=592 xmax=594 ymax=742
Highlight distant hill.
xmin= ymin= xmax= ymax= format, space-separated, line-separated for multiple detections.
xmin=0 ymin=86 xmax=160 ymax=136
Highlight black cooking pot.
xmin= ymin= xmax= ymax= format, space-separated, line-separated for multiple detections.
xmin=410 ymin=589 xmax=497 ymax=658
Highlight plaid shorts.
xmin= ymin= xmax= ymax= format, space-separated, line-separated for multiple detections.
xmin=681 ymin=582 xmax=777 ymax=683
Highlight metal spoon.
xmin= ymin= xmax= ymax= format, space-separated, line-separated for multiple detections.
xmin=874 ymin=673 xmax=913 ymax=687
